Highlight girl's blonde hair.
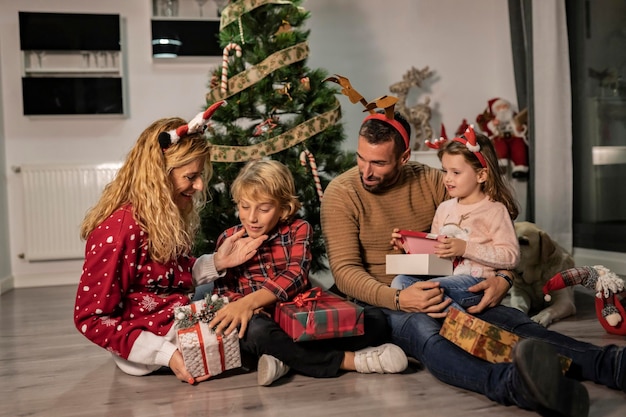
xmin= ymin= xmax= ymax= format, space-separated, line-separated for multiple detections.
xmin=231 ymin=159 xmax=301 ymax=223
xmin=438 ymin=133 xmax=519 ymax=220
xmin=80 ymin=117 xmax=212 ymax=263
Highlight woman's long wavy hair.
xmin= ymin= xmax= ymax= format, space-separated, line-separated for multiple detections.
xmin=438 ymin=133 xmax=519 ymax=220
xmin=80 ymin=117 xmax=212 ymax=263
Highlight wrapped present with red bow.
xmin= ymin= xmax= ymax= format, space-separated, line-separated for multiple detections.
xmin=274 ymin=287 xmax=365 ymax=342
xmin=174 ymin=294 xmax=242 ymax=378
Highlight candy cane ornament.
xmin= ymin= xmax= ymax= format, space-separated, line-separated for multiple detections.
xmin=221 ymin=43 xmax=242 ymax=94
xmin=300 ymin=150 xmax=324 ymax=201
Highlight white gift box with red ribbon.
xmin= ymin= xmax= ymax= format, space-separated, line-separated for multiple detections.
xmin=175 ymin=298 xmax=242 ymax=378
xmin=177 ymin=322 xmax=241 ymax=378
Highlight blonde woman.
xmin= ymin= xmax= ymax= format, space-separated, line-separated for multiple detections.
xmin=74 ymin=103 xmax=265 ymax=385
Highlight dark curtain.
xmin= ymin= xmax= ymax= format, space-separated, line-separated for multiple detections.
xmin=508 ymin=0 xmax=534 ymax=221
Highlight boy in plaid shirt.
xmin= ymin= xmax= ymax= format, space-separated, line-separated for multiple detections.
xmin=193 ymin=160 xmax=408 ymax=385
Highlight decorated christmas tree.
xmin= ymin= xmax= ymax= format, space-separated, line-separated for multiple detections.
xmin=195 ymin=0 xmax=353 ymax=273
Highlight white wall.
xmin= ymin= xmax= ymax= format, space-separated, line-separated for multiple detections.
xmin=0 ymin=0 xmax=516 ymax=288
xmin=306 ymin=0 xmax=516 ymax=146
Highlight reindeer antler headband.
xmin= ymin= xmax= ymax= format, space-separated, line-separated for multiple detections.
xmin=158 ymin=100 xmax=226 ymax=150
xmin=425 ymin=125 xmax=487 ymax=168
xmin=323 ymin=74 xmax=410 ymax=150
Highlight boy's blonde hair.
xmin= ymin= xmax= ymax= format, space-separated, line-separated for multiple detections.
xmin=231 ymin=159 xmax=301 ymax=223
xmin=80 ymin=117 xmax=212 ymax=263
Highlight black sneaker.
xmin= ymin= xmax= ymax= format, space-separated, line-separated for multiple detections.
xmin=512 ymin=339 xmax=589 ymax=417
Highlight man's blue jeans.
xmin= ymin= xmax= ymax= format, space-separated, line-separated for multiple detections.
xmin=384 ymin=304 xmax=625 ymax=406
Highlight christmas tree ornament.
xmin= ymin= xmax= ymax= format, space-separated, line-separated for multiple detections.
xmin=210 ymin=71 xmax=219 ymax=90
xmin=237 ymin=16 xmax=245 ymax=44
xmin=253 ymin=118 xmax=278 ymax=136
xmin=543 ymin=265 xmax=626 ymax=335
xmin=273 ymin=81 xmax=292 ymax=100
xmin=221 ymin=42 xmax=242 ymax=94
xmin=275 ymin=19 xmax=292 ymax=35
xmin=300 ymin=76 xmax=310 ymax=91
xmin=299 ymin=149 xmax=323 ymax=201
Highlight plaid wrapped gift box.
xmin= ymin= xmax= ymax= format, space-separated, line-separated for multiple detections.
xmin=275 ymin=287 xmax=365 ymax=342
xmin=440 ymin=308 xmax=572 ymax=372
xmin=174 ymin=296 xmax=242 ymax=378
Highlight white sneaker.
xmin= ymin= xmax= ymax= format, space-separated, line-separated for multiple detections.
xmin=257 ymin=354 xmax=290 ymax=386
xmin=354 ymin=343 xmax=408 ymax=374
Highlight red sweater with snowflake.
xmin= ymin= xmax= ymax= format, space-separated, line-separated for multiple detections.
xmin=74 ymin=205 xmax=209 ymax=375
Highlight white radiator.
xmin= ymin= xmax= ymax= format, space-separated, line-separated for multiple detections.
xmin=19 ymin=163 xmax=122 ymax=261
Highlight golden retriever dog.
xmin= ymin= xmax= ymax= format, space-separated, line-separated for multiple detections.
xmin=509 ymin=222 xmax=576 ymax=327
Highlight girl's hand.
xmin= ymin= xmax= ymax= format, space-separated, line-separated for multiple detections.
xmin=214 ymin=229 xmax=268 ymax=271
xmin=169 ymin=350 xmax=210 ymax=385
xmin=434 ymin=237 xmax=466 ymax=258
xmin=390 ymin=228 xmax=404 ymax=251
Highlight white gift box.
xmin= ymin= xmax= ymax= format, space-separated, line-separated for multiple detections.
xmin=177 ymin=322 xmax=241 ymax=378
xmin=174 ymin=297 xmax=241 ymax=378
xmin=386 ymin=254 xmax=453 ymax=276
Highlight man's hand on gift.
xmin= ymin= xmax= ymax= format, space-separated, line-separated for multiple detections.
xmin=214 ymin=229 xmax=268 ymax=272
xmin=169 ymin=350 xmax=210 ymax=385
xmin=399 ymin=281 xmax=452 ymax=318
xmin=466 ymin=273 xmax=511 ymax=314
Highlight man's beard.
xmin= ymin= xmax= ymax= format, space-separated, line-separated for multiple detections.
xmin=359 ymin=172 xmax=400 ymax=193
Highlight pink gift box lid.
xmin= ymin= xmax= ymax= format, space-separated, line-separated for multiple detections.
xmin=398 ymin=230 xmax=445 ymax=254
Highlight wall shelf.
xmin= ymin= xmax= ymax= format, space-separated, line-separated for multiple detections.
xmin=151 ymin=0 xmax=222 ymax=57
xmin=19 ymin=12 xmax=126 ymax=116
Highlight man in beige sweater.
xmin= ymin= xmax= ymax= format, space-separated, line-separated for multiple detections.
xmin=321 ymin=111 xmax=625 ymax=417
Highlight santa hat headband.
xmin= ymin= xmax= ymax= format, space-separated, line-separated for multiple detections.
xmin=452 ymin=125 xmax=487 ymax=168
xmin=323 ymin=74 xmax=409 ymax=150
xmin=158 ymin=100 xmax=226 ymax=150
xmin=424 ymin=125 xmax=487 ymax=168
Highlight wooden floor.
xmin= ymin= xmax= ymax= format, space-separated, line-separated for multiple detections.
xmin=1 ymin=285 xmax=625 ymax=417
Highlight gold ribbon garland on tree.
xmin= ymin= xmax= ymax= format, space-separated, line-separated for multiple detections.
xmin=206 ymin=1 xmax=342 ymax=163
xmin=219 ymin=0 xmax=297 ymax=31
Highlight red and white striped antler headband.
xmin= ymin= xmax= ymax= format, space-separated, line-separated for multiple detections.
xmin=158 ymin=100 xmax=226 ymax=150
xmin=323 ymin=74 xmax=410 ymax=150
xmin=425 ymin=125 xmax=487 ymax=168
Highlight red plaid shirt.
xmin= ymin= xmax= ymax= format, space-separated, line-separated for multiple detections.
xmin=213 ymin=219 xmax=312 ymax=305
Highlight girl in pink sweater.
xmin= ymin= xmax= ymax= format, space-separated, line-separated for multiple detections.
xmin=391 ymin=126 xmax=519 ymax=311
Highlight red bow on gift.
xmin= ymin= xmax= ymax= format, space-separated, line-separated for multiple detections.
xmin=279 ymin=287 xmax=337 ymax=336
xmin=289 ymin=287 xmax=321 ymax=307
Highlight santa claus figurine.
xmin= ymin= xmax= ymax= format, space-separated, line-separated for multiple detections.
xmin=476 ymin=98 xmax=529 ymax=179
